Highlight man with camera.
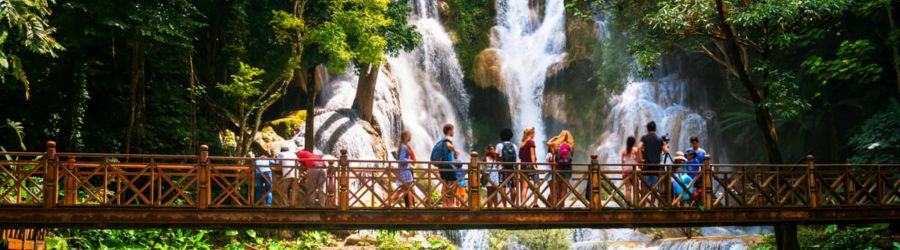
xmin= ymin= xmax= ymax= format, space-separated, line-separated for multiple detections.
xmin=637 ymin=121 xmax=669 ymax=205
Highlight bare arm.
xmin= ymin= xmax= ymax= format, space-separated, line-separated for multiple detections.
xmin=530 ymin=147 xmax=536 ymax=162
xmin=445 ymin=141 xmax=458 ymax=156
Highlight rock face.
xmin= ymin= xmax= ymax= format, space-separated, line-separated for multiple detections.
xmin=472 ymin=48 xmax=505 ymax=91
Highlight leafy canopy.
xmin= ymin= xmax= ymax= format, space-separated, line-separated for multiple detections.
xmin=217 ymin=62 xmax=265 ymax=100
xmin=0 ymin=0 xmax=65 ymax=99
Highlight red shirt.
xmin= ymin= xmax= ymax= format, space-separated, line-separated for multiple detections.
xmin=296 ymin=150 xmax=324 ymax=167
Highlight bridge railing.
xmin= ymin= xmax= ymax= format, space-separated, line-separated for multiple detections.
xmin=1 ymin=142 xmax=898 ymax=211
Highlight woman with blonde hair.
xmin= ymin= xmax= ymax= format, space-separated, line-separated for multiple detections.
xmin=518 ymin=127 xmax=538 ymax=207
xmin=389 ymin=131 xmax=415 ymax=207
xmin=548 ymin=130 xmax=575 ymax=207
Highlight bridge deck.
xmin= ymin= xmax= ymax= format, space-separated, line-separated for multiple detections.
xmin=1 ymin=142 xmax=898 ymax=228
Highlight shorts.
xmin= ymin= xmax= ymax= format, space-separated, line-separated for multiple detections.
xmin=556 ymin=164 xmax=572 ymax=179
xmin=644 ymin=175 xmax=659 ymax=186
xmin=438 ymin=165 xmax=458 ymax=181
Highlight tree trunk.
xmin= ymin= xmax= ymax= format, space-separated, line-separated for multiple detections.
xmin=125 ymin=32 xmax=146 ymax=154
xmin=303 ymin=65 xmax=327 ymax=152
xmin=887 ymin=4 xmax=900 ymax=94
xmin=352 ymin=63 xmax=381 ymax=123
xmin=713 ymin=0 xmax=783 ymax=163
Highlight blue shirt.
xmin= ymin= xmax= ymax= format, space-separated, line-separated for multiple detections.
xmin=684 ymin=148 xmax=706 ymax=178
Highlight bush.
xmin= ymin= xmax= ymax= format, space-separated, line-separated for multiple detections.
xmin=487 ymin=229 xmax=571 ymax=250
xmin=751 ymin=224 xmax=898 ymax=250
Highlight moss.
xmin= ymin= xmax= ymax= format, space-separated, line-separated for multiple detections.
xmin=267 ymin=110 xmax=307 ymax=138
xmin=442 ymin=0 xmax=495 ymax=75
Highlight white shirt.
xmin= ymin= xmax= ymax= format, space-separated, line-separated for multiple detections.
xmin=276 ymin=151 xmax=299 ymax=178
xmin=495 ymin=141 xmax=519 ymax=162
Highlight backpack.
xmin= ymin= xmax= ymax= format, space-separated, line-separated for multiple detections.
xmin=430 ymin=139 xmax=453 ymax=167
xmin=556 ymin=143 xmax=572 ymax=164
xmin=500 ymin=142 xmax=517 ymax=169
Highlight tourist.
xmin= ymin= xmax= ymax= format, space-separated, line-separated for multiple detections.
xmin=684 ymin=136 xmax=706 ymax=188
xmin=298 ymin=150 xmax=326 ymax=208
xmin=483 ymin=145 xmax=501 ymax=208
xmin=431 ymin=123 xmax=460 ymax=208
xmin=252 ymin=152 xmax=275 ymax=206
xmin=389 ymin=131 xmax=415 ymax=207
xmin=671 ymin=151 xmax=694 ymax=206
xmin=276 ymin=146 xmax=299 ymax=206
xmin=637 ymin=121 xmax=668 ymax=205
xmin=548 ymin=130 xmax=575 ymax=207
xmin=519 ymin=127 xmax=538 ymax=208
xmin=456 ymin=170 xmax=468 ymax=207
xmin=495 ymin=128 xmax=518 ymax=207
xmin=621 ymin=136 xmax=640 ymax=203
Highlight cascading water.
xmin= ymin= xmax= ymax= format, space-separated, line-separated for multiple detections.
xmin=298 ymin=0 xmax=470 ymax=160
xmin=594 ymin=75 xmax=714 ymax=166
xmin=389 ymin=0 xmax=471 ymax=156
xmin=493 ymin=0 xmax=567 ymax=155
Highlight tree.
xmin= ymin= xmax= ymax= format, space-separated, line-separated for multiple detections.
xmin=352 ymin=0 xmax=420 ymax=123
xmin=300 ymin=0 xmax=417 ymax=150
xmin=579 ymin=0 xmax=861 ymax=163
xmin=205 ymin=3 xmax=304 ymax=156
xmin=0 ymin=0 xmax=64 ymax=99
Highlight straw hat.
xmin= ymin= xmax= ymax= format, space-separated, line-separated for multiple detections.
xmin=674 ymin=151 xmax=687 ymax=162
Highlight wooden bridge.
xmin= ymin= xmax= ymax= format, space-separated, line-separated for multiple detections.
xmin=1 ymin=141 xmax=898 ymax=230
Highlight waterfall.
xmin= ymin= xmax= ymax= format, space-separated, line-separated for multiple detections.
xmin=389 ymin=1 xmax=471 ymax=157
xmin=493 ymin=0 xmax=567 ymax=155
xmin=594 ymin=76 xmax=714 ymax=166
xmin=298 ymin=0 xmax=470 ymax=160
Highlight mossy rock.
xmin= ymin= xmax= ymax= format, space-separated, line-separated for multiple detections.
xmin=268 ymin=110 xmax=307 ymax=138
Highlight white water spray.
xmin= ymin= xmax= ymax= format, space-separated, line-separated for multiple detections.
xmin=493 ymin=0 xmax=567 ymax=155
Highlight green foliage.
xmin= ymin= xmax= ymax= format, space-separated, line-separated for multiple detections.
xmin=803 ymin=40 xmax=883 ymax=86
xmin=271 ymin=10 xmax=305 ymax=44
xmin=758 ymin=66 xmax=810 ymax=119
xmin=848 ymin=98 xmax=900 ymax=163
xmin=752 ymin=224 xmax=898 ymax=250
xmin=375 ymin=230 xmax=455 ymax=250
xmin=217 ymin=62 xmax=265 ymax=100
xmin=305 ymin=0 xmax=393 ymax=73
xmin=0 ymin=0 xmax=65 ymax=98
xmin=487 ymin=229 xmax=571 ymax=250
xmin=382 ymin=0 xmax=420 ymax=56
xmin=47 ymin=229 xmax=212 ymax=250
xmin=443 ymin=0 xmax=494 ymax=73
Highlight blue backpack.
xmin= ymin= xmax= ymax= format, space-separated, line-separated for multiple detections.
xmin=430 ymin=139 xmax=453 ymax=168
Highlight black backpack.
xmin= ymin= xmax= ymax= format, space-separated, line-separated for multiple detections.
xmin=500 ymin=142 xmax=517 ymax=170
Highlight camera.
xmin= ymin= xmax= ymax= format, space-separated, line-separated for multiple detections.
xmin=662 ymin=133 xmax=670 ymax=143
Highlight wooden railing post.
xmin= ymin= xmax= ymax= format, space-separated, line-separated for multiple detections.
xmin=43 ymin=141 xmax=57 ymax=208
xmin=338 ymin=149 xmax=350 ymax=211
xmin=590 ymin=153 xmax=602 ymax=211
xmin=326 ymin=160 xmax=336 ymax=208
xmin=702 ymin=155 xmax=713 ymax=209
xmin=469 ymin=152 xmax=481 ymax=212
xmin=62 ymin=156 xmax=77 ymax=206
xmin=197 ymin=145 xmax=209 ymax=209
xmin=806 ymin=155 xmax=817 ymax=208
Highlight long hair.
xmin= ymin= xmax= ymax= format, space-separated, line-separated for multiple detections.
xmin=400 ymin=131 xmax=411 ymax=146
xmin=521 ymin=127 xmax=535 ymax=143
xmin=549 ymin=130 xmax=574 ymax=150
xmin=626 ymin=136 xmax=636 ymax=155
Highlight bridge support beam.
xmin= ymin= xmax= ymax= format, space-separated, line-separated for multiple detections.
xmin=775 ymin=223 xmax=799 ymax=250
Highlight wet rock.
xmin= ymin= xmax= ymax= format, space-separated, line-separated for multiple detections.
xmin=472 ymin=48 xmax=505 ymax=91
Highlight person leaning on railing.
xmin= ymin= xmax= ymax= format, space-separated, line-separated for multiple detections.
xmin=276 ymin=146 xmax=299 ymax=206
xmin=252 ymin=152 xmax=275 ymax=206
xmin=298 ymin=150 xmax=326 ymax=208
